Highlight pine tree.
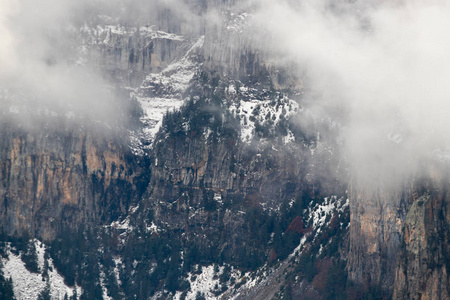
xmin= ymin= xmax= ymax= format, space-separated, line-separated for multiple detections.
xmin=37 ymin=282 xmax=51 ymax=300
xmin=71 ymin=287 xmax=78 ymax=300
xmin=41 ymin=252 xmax=49 ymax=281
xmin=0 ymin=277 xmax=16 ymax=300
xmin=22 ymin=240 xmax=39 ymax=273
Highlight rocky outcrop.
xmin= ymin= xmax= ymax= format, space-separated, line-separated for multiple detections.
xmin=80 ymin=24 xmax=187 ymax=87
xmin=393 ymin=172 xmax=450 ymax=299
xmin=0 ymin=121 xmax=147 ymax=241
xmin=347 ymin=183 xmax=408 ymax=294
xmin=348 ymin=164 xmax=450 ymax=298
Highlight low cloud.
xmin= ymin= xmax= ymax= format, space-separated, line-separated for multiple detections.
xmin=0 ymin=0 xmax=124 ymax=127
xmin=0 ymin=0 xmax=207 ymax=128
xmin=3 ymin=0 xmax=449 ymax=187
xmin=251 ymin=0 xmax=450 ymax=186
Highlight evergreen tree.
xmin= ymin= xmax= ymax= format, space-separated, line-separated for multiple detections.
xmin=37 ymin=282 xmax=51 ymax=300
xmin=22 ymin=240 xmax=39 ymax=273
xmin=0 ymin=277 xmax=16 ymax=300
xmin=0 ymin=260 xmax=15 ymax=299
xmin=42 ymin=250 xmax=49 ymax=281
xmin=71 ymin=287 xmax=78 ymax=300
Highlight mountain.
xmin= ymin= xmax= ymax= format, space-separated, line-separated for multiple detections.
xmin=0 ymin=0 xmax=449 ymax=299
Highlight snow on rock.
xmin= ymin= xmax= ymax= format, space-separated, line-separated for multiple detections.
xmin=79 ymin=24 xmax=184 ymax=47
xmin=113 ymin=257 xmax=123 ymax=287
xmin=108 ymin=216 xmax=134 ymax=245
xmin=228 ymin=88 xmax=299 ymax=143
xmin=110 ymin=216 xmax=133 ymax=232
xmin=173 ymin=265 xmax=227 ymax=300
xmin=225 ymin=12 xmax=252 ymax=33
xmin=146 ymin=221 xmax=160 ymax=234
xmin=184 ymin=265 xmax=219 ymax=299
xmin=288 ymin=235 xmax=308 ymax=260
xmin=2 ymin=240 xmax=81 ymax=300
xmin=307 ymin=196 xmax=348 ymax=238
xmin=283 ymin=129 xmax=296 ymax=145
xmin=132 ymin=36 xmax=204 ymax=150
xmin=138 ymin=97 xmax=185 ymax=142
xmin=213 ymin=192 xmax=223 ymax=206
xmin=99 ymin=263 xmax=113 ymax=300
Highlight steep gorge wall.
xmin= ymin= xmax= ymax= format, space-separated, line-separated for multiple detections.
xmin=0 ymin=121 xmax=147 ymax=241
xmin=80 ymin=26 xmax=186 ymax=87
xmin=347 ymin=166 xmax=450 ymax=298
xmin=347 ymin=184 xmax=408 ymax=293
xmin=393 ymin=168 xmax=450 ymax=299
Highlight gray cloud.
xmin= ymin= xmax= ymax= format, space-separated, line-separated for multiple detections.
xmin=0 ymin=0 xmax=207 ymax=129
xmin=3 ymin=0 xmax=449 ymax=188
xmin=250 ymin=0 xmax=450 ymax=187
xmin=0 ymin=0 xmax=125 ymax=127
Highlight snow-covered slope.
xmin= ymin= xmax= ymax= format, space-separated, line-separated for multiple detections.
xmin=2 ymin=240 xmax=81 ymax=300
xmin=131 ymin=36 xmax=204 ymax=152
xmin=227 ymin=85 xmax=300 ymax=143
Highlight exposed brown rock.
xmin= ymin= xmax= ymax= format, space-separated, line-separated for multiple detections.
xmin=0 ymin=124 xmax=144 ymax=241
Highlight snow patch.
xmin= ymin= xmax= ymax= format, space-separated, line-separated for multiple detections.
xmin=181 ymin=265 xmax=219 ymax=300
xmin=133 ymin=36 xmax=204 ymax=148
xmin=80 ymin=24 xmax=184 ymax=47
xmin=113 ymin=257 xmax=123 ymax=287
xmin=307 ymin=196 xmax=348 ymax=239
xmin=2 ymin=240 xmax=81 ymax=300
xmin=99 ymin=263 xmax=112 ymax=300
xmin=110 ymin=217 xmax=133 ymax=232
xmin=229 ymin=93 xmax=299 ymax=143
xmin=225 ymin=12 xmax=252 ymax=33
xmin=289 ymin=235 xmax=308 ymax=259
xmin=146 ymin=221 xmax=160 ymax=234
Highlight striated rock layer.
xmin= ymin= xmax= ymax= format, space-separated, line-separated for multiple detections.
xmin=393 ymin=166 xmax=450 ymax=299
xmin=347 ymin=164 xmax=450 ymax=298
xmin=0 ymin=121 xmax=148 ymax=241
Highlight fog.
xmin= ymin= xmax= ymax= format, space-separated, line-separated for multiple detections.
xmin=0 ymin=0 xmax=122 ymax=126
xmin=2 ymin=0 xmax=450 ymax=184
xmin=0 ymin=0 xmax=198 ymax=128
xmin=250 ymin=0 xmax=450 ymax=187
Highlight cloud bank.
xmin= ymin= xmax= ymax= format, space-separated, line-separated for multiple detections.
xmin=2 ymin=0 xmax=450 ymax=186
xmin=0 ymin=0 xmax=118 ymax=126
xmin=0 ymin=0 xmax=208 ymax=128
xmin=251 ymin=0 xmax=450 ymax=186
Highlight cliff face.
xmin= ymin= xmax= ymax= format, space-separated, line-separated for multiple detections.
xmin=0 ymin=10 xmax=183 ymax=241
xmin=347 ymin=184 xmax=408 ymax=293
xmin=0 ymin=120 xmax=147 ymax=241
xmin=393 ymin=171 xmax=450 ymax=299
xmin=1 ymin=1 xmax=449 ymax=299
xmin=79 ymin=24 xmax=186 ymax=88
xmin=347 ymin=166 xmax=450 ymax=298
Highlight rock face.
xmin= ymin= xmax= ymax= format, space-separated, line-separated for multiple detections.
xmin=0 ymin=1 xmax=449 ymax=299
xmin=139 ymin=77 xmax=312 ymax=263
xmin=393 ymin=171 xmax=450 ymax=299
xmin=347 ymin=183 xmax=408 ymax=294
xmin=0 ymin=121 xmax=147 ymax=241
xmin=79 ymin=24 xmax=186 ymax=87
xmin=347 ymin=166 xmax=450 ymax=298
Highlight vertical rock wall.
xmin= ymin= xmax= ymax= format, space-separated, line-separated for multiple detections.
xmin=347 ymin=184 xmax=408 ymax=293
xmin=0 ymin=122 xmax=145 ymax=240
